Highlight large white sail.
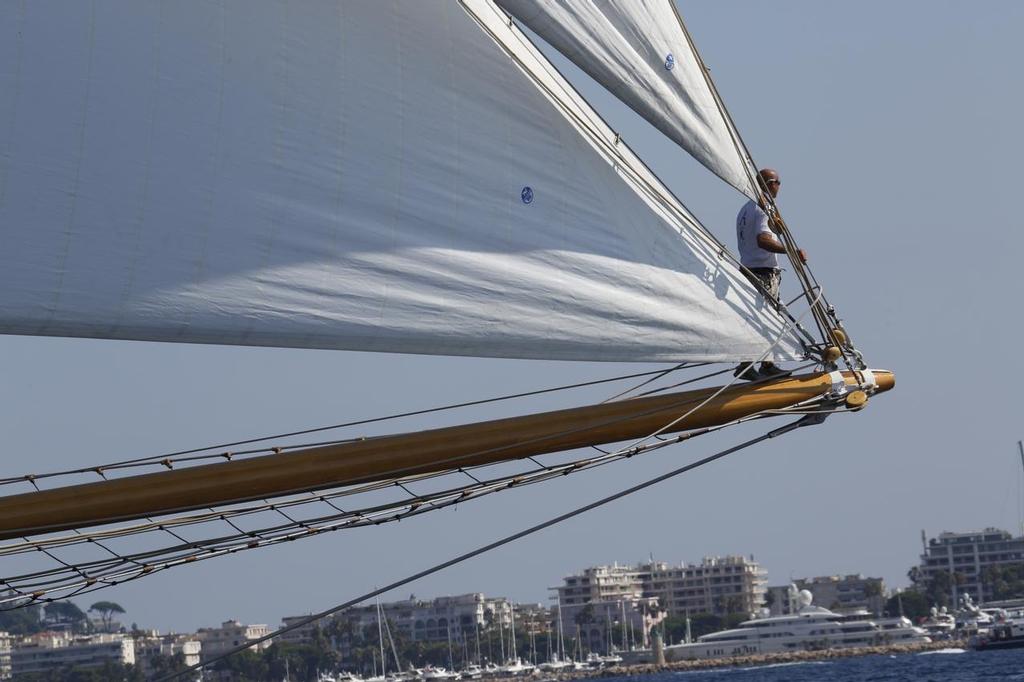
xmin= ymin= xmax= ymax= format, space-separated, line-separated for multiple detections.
xmin=494 ymin=0 xmax=760 ymax=199
xmin=0 ymin=1 xmax=801 ymax=363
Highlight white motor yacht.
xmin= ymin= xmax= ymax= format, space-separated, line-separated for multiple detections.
xmin=622 ymin=589 xmax=929 ymax=663
xmin=870 ymin=615 xmax=936 ymax=643
xmin=955 ymin=593 xmax=994 ymax=634
xmin=666 ymin=590 xmax=929 ymax=661
xmin=971 ymin=620 xmax=1024 ymax=651
xmin=918 ymin=606 xmax=957 ymax=639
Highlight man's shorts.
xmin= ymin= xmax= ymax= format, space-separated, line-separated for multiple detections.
xmin=745 ymin=267 xmax=781 ymax=302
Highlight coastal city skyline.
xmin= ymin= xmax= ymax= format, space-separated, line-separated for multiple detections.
xmin=16 ymin=524 xmax=1020 ymax=639
xmin=6 ymin=523 xmax=1020 ymax=676
xmin=1 ymin=0 xmax=1022 ymax=642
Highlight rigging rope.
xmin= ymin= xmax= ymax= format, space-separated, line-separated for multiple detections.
xmin=2 ymin=388 xmax=828 ymax=606
xmin=0 ymin=407 xmax=769 ymax=606
xmin=0 ymin=366 xmax=690 ymax=488
xmin=470 ymin=2 xmax=816 ymax=350
xmin=669 ymin=2 xmax=859 ymax=369
xmin=0 ymin=290 xmax=824 ymax=606
xmin=0 ymin=287 xmax=825 ymax=608
xmin=155 ymin=413 xmax=824 ymax=682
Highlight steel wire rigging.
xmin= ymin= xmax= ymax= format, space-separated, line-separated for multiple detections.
xmin=0 ymin=295 xmax=846 ymax=608
xmin=156 ymin=412 xmax=828 ymax=682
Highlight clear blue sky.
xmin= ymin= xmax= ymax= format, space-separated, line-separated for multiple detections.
xmin=2 ymin=1 xmax=1023 ymax=633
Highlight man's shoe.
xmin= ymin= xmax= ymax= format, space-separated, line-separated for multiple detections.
xmin=757 ymin=362 xmax=791 ymax=379
xmin=733 ymin=363 xmax=761 ymax=382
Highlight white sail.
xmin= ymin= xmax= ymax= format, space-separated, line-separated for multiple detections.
xmin=0 ymin=1 xmax=801 ymax=363
xmin=494 ymin=0 xmax=760 ymax=198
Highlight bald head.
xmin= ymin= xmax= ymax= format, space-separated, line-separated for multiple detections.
xmin=759 ymin=168 xmax=781 ymax=198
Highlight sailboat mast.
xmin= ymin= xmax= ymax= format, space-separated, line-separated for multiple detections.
xmin=556 ymin=598 xmax=565 ymax=661
xmin=620 ymin=600 xmax=627 ymax=651
xmin=447 ymin=622 xmax=454 ymax=671
xmin=377 ymin=598 xmax=386 ymax=679
xmin=0 ymin=370 xmax=892 ymax=540
xmin=1019 ymin=440 xmax=1024 ymax=536
xmin=498 ymin=610 xmax=505 ymax=662
xmin=510 ymin=605 xmax=517 ymax=661
xmin=383 ymin=607 xmax=402 ymax=673
xmin=605 ymin=605 xmax=611 ymax=654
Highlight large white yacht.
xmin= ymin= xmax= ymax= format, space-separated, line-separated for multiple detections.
xmin=648 ymin=589 xmax=930 ymax=662
xmin=918 ymin=606 xmax=957 ymax=639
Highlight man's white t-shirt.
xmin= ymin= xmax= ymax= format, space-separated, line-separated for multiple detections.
xmin=736 ymin=199 xmax=778 ymax=269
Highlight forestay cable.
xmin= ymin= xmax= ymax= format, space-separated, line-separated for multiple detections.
xmin=0 ymin=392 xmax=800 ymax=606
xmin=0 ymin=366 xmax=690 ymax=488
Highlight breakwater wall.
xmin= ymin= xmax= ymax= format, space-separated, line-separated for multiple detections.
xmin=505 ymin=639 xmax=967 ymax=679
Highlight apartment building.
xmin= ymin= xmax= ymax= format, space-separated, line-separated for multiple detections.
xmin=282 ymin=593 xmax=514 ymax=648
xmin=11 ymin=633 xmax=134 ymax=677
xmin=917 ymin=528 xmax=1024 ymax=603
xmin=555 ymin=557 xmax=767 ymax=619
xmin=646 ymin=556 xmax=767 ymax=617
xmin=197 ymin=620 xmax=272 ymax=660
xmin=134 ymin=632 xmax=202 ymax=679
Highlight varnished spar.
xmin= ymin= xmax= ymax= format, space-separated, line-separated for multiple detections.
xmin=0 ymin=370 xmax=892 ymax=540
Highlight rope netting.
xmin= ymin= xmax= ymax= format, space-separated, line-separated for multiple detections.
xmin=0 ymin=278 xmax=851 ymax=611
xmin=158 ymin=411 xmax=832 ymax=682
xmin=0 ymin=354 xmax=845 ymax=610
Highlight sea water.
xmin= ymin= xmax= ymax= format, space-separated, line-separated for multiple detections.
xmin=605 ymin=647 xmax=1024 ymax=681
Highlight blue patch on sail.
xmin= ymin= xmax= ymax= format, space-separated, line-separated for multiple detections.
xmin=521 ymin=186 xmax=534 ymax=204
xmin=665 ymin=53 xmax=675 ymax=71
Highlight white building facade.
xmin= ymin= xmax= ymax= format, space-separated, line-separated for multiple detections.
xmin=646 ymin=556 xmax=767 ymax=617
xmin=0 ymin=632 xmax=9 ymax=679
xmin=11 ymin=633 xmax=134 ymax=677
xmin=283 ymin=593 xmax=514 ymax=647
xmin=555 ymin=557 xmax=766 ymax=615
xmin=134 ymin=633 xmax=202 ymax=678
xmin=552 ymin=557 xmax=766 ymax=653
xmin=197 ymin=620 xmax=272 ymax=661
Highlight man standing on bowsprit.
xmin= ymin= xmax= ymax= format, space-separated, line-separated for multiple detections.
xmin=734 ymin=168 xmax=807 ymax=381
